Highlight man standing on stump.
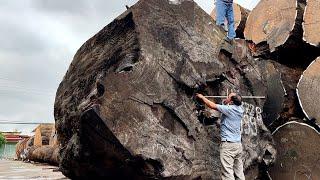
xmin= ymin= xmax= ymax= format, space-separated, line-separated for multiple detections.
xmin=215 ymin=0 xmax=236 ymax=42
xmin=196 ymin=93 xmax=245 ymax=180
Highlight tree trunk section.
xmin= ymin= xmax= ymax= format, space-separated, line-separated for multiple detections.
xmin=269 ymin=121 xmax=320 ymax=179
xmin=303 ymin=0 xmax=320 ymax=47
xmin=297 ymin=57 xmax=320 ymax=124
xmin=54 ymin=0 xmax=276 ymax=179
xmin=244 ymin=0 xmax=305 ymax=53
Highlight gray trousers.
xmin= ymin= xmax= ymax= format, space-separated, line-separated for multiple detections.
xmin=220 ymin=142 xmax=245 ymax=180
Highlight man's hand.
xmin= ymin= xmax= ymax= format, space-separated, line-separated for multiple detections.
xmin=196 ymin=93 xmax=205 ymax=100
xmin=222 ymin=99 xmax=228 ymax=105
xmin=195 ymin=93 xmax=219 ymax=111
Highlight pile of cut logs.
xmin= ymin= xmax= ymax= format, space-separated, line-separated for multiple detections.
xmin=212 ymin=0 xmax=320 ymax=179
xmin=15 ymin=124 xmax=59 ymax=165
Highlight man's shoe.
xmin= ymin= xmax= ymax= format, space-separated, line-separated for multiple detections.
xmin=223 ymin=37 xmax=233 ymax=44
xmin=218 ymin=24 xmax=228 ymax=32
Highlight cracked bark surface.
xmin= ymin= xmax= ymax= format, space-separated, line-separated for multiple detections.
xmin=54 ymin=0 xmax=277 ymax=179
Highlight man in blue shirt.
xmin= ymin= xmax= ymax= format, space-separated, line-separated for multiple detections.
xmin=215 ymin=0 xmax=236 ymax=41
xmin=196 ymin=92 xmax=245 ymax=180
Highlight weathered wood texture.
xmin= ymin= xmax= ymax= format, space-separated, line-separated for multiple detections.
xmin=49 ymin=126 xmax=58 ymax=147
xmin=29 ymin=145 xmax=59 ymax=165
xmin=297 ymin=57 xmax=320 ymax=124
xmin=33 ymin=124 xmax=54 ymax=147
xmin=264 ymin=62 xmax=306 ymax=131
xmin=269 ymin=122 xmax=320 ymax=179
xmin=15 ymin=137 xmax=31 ymax=160
xmin=303 ymin=0 xmax=320 ymax=46
xmin=244 ymin=0 xmax=305 ymax=53
xmin=16 ymin=124 xmax=59 ymax=165
xmin=54 ymin=0 xmax=276 ymax=179
xmin=210 ymin=3 xmax=250 ymax=38
xmin=15 ymin=136 xmax=34 ymax=161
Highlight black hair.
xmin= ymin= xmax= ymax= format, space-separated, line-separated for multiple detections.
xmin=231 ymin=94 xmax=242 ymax=106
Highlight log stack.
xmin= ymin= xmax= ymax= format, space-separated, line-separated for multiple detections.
xmin=243 ymin=0 xmax=320 ymax=126
xmin=244 ymin=0 xmax=305 ymax=53
xmin=15 ymin=137 xmax=32 ymax=160
xmin=297 ymin=57 xmax=320 ymax=125
xmin=15 ymin=124 xmax=60 ymax=165
xmin=33 ymin=124 xmax=54 ymax=147
xmin=303 ymin=0 xmax=320 ymax=46
xmin=242 ymin=0 xmax=320 ymax=179
xmin=244 ymin=0 xmax=320 ymax=66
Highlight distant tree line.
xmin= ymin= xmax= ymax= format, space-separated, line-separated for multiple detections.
xmin=0 ymin=133 xmax=6 ymax=147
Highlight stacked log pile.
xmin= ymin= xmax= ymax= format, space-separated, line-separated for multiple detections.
xmin=53 ymin=0 xmax=319 ymax=179
xmin=15 ymin=136 xmax=33 ymax=160
xmin=242 ymin=0 xmax=320 ymax=178
xmin=15 ymin=124 xmax=59 ymax=165
xmin=303 ymin=0 xmax=320 ymax=46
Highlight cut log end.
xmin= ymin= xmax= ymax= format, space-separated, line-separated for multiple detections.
xmin=297 ymin=57 xmax=320 ymax=125
xmin=303 ymin=0 xmax=320 ymax=47
xmin=269 ymin=121 xmax=320 ymax=180
xmin=244 ymin=0 xmax=302 ymax=52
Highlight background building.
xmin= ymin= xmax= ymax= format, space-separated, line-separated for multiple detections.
xmin=0 ymin=131 xmax=29 ymax=159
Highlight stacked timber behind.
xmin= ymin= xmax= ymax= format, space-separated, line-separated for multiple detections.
xmin=244 ymin=0 xmax=305 ymax=53
xmin=303 ymin=0 xmax=320 ymax=46
xmin=243 ymin=0 xmax=320 ymax=179
xmin=297 ymin=57 xmax=320 ymax=125
xmin=33 ymin=124 xmax=54 ymax=147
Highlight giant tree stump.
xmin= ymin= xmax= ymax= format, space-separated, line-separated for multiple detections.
xmin=269 ymin=121 xmax=320 ymax=179
xmin=54 ymin=0 xmax=276 ymax=179
xmin=297 ymin=57 xmax=320 ymax=124
xmin=210 ymin=3 xmax=250 ymax=38
xmin=303 ymin=0 xmax=320 ymax=46
xmin=244 ymin=0 xmax=305 ymax=53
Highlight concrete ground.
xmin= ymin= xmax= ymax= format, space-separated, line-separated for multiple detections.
xmin=0 ymin=159 xmax=68 ymax=179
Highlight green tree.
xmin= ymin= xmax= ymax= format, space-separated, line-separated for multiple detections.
xmin=0 ymin=133 xmax=6 ymax=147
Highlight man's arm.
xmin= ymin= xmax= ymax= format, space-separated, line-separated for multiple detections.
xmin=196 ymin=94 xmax=219 ymax=111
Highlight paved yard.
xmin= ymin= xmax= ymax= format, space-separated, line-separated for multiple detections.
xmin=0 ymin=160 xmax=67 ymax=179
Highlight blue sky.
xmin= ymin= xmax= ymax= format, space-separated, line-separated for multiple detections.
xmin=0 ymin=0 xmax=259 ymax=135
